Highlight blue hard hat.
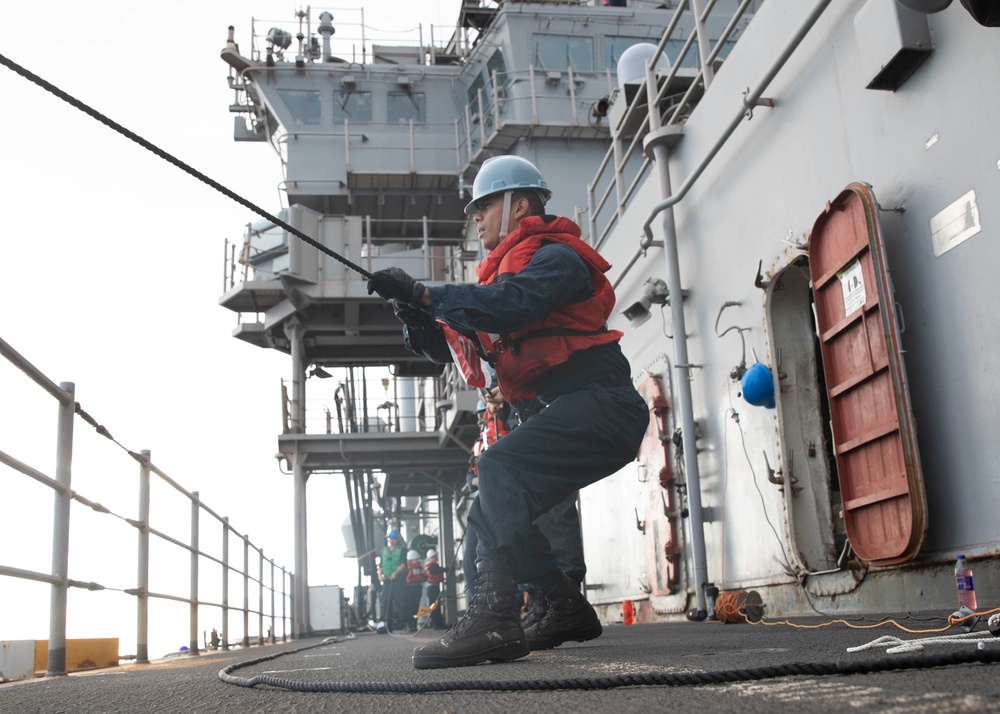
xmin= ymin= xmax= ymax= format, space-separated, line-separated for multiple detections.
xmin=741 ymin=363 xmax=776 ymax=409
xmin=465 ymin=156 xmax=551 ymax=215
xmin=387 ymin=529 xmax=401 ymax=539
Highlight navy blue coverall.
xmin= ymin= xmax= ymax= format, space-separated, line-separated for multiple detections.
xmin=404 ymin=240 xmax=649 ymax=586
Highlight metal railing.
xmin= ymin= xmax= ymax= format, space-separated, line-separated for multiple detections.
xmin=281 ymin=369 xmax=455 ymax=436
xmin=0 ymin=336 xmax=293 ymax=676
xmin=583 ymin=0 xmax=758 ymax=249
xmin=222 ymin=216 xmax=478 ymax=295
xmin=246 ymin=6 xmax=463 ymax=68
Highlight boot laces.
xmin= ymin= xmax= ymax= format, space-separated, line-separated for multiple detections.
xmin=452 ymin=571 xmax=508 ymax=636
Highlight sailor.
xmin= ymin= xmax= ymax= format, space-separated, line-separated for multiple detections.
xmin=423 ymin=549 xmax=447 ymax=629
xmin=403 ymin=549 xmax=427 ymax=632
xmin=376 ymin=529 xmax=406 ymax=632
xmin=367 ymin=155 xmax=649 ymax=669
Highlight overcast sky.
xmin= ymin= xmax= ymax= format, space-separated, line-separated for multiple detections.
xmin=0 ymin=0 xmax=461 ymax=657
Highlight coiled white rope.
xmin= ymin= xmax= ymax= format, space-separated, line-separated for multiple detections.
xmin=848 ymin=631 xmax=993 ymax=654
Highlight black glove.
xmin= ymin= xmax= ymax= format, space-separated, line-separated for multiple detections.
xmin=393 ymin=300 xmax=437 ymax=330
xmin=367 ymin=267 xmax=426 ymax=306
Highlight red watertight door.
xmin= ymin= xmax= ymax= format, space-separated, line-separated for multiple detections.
xmin=809 ymin=183 xmax=926 ymax=566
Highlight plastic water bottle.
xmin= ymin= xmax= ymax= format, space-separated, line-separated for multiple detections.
xmin=955 ymin=555 xmax=978 ymax=611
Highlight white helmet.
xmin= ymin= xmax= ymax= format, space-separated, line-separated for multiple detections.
xmin=407 ymin=549 xmax=420 ymax=560
xmin=427 ymin=549 xmax=438 ymax=558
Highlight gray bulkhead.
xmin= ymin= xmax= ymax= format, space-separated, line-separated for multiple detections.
xmin=593 ymin=0 xmax=1000 ymax=616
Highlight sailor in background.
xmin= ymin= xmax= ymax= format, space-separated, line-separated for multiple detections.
xmin=423 ymin=549 xmax=447 ymax=630
xmin=403 ymin=549 xmax=426 ymax=632
xmin=367 ymin=155 xmax=649 ymax=669
xmin=376 ymin=529 xmax=406 ymax=633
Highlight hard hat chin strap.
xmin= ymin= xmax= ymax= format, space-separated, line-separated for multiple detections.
xmin=499 ymin=191 xmax=513 ymax=240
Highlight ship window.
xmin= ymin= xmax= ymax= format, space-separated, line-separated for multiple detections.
xmin=606 ymin=37 xmax=698 ymax=71
xmin=467 ymin=72 xmax=487 ymax=109
xmin=265 ymin=107 xmax=280 ymax=136
xmin=487 ymin=49 xmax=507 ymax=88
xmin=533 ymin=34 xmax=594 ymax=72
xmin=606 ymin=37 xmax=649 ymax=71
xmin=277 ymin=89 xmax=321 ymax=125
xmin=388 ymin=92 xmax=426 ymax=123
xmin=333 ymin=90 xmax=373 ymax=122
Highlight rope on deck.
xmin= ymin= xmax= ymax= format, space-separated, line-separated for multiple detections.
xmin=217 ymin=638 xmax=1000 ymax=693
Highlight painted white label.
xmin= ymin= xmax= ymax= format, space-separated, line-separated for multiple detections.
xmin=837 ymin=260 xmax=866 ymax=316
xmin=930 ymin=189 xmax=981 ymax=257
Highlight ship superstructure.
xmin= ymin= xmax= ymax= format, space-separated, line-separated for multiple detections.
xmin=220 ymin=0 xmax=1000 ymax=636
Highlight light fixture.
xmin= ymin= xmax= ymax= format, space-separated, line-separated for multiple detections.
xmin=591 ymin=96 xmax=610 ymax=120
xmin=309 ymin=365 xmax=333 ymax=379
xmin=620 ymin=278 xmax=669 ymax=327
xmin=266 ymin=27 xmax=293 ymax=50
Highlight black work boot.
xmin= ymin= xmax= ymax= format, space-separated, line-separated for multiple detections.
xmin=521 ymin=587 xmax=547 ymax=630
xmin=412 ymin=563 xmax=528 ymax=669
xmin=523 ymin=571 xmax=602 ymax=650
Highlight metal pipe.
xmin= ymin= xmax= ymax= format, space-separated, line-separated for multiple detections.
xmin=0 ymin=336 xmax=72 ymax=405
xmin=258 ymin=549 xmax=265 ymax=645
xmin=0 ymin=564 xmax=61 ymax=585
xmin=222 ymin=517 xmax=231 ymax=650
xmin=282 ymin=565 xmax=289 ymax=640
xmin=692 ymin=0 xmax=716 ymax=88
xmin=611 ymin=239 xmax=664 ymax=289
xmin=46 ymin=381 xmax=74 ymax=677
xmin=292 ymin=451 xmax=308 ymax=637
xmin=243 ymin=535 xmax=250 ymax=647
xmin=0 ymin=449 xmax=66 ymax=492
xmin=439 ymin=485 xmax=457 ymax=626
xmin=190 ymin=491 xmax=200 ymax=654
xmin=270 ymin=559 xmax=277 ymax=643
xmin=136 ymin=450 xmax=151 ymax=664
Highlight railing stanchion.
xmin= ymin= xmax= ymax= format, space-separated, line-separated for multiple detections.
xmin=222 ymin=517 xmax=230 ymax=650
xmin=243 ymin=535 xmax=251 ymax=648
xmin=189 ymin=491 xmax=200 ymax=655
xmin=136 ymin=449 xmax=151 ymax=664
xmin=46 ymin=381 xmax=75 ymax=677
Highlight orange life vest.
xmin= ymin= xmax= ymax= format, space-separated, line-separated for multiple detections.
xmin=406 ymin=558 xmax=427 ymax=584
xmin=424 ymin=560 xmax=444 ymax=584
xmin=482 ymin=412 xmax=508 ymax=446
xmin=474 ymin=216 xmax=622 ymax=402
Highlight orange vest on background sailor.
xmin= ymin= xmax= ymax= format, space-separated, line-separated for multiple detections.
xmin=482 ymin=412 xmax=508 ymax=446
xmin=406 ymin=556 xmax=427 ymax=585
xmin=474 ymin=216 xmax=621 ymax=402
xmin=424 ymin=558 xmax=444 ymax=584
